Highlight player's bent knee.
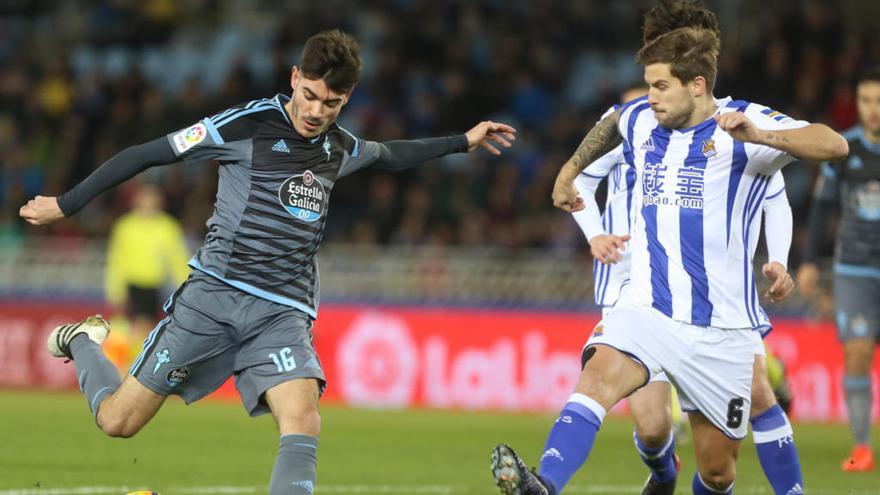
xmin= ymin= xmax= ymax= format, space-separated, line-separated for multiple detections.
xmin=699 ymin=470 xmax=736 ymax=491
xmin=96 ymin=410 xmax=143 ymax=438
xmin=634 ymin=423 xmax=671 ymax=449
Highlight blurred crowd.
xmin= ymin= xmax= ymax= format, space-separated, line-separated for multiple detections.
xmin=2 ymin=0 xmax=880 ymax=266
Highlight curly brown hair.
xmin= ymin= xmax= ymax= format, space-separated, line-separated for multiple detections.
xmin=637 ymin=0 xmax=721 ymax=91
xmin=300 ymin=29 xmax=363 ymax=93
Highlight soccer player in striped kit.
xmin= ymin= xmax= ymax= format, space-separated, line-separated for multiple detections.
xmin=20 ymin=30 xmax=515 ymax=495
xmin=490 ymin=1 xmax=847 ymax=494
xmin=574 ymin=85 xmax=801 ymax=493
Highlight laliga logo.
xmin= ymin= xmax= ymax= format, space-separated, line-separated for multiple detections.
xmin=336 ymin=312 xmax=581 ymax=410
xmin=337 ymin=312 xmax=419 ymax=407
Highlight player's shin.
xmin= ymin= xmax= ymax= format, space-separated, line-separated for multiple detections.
xmin=751 ymin=404 xmax=804 ymax=494
xmin=538 ymin=393 xmax=605 ymax=494
xmin=70 ymin=334 xmax=122 ymax=417
xmin=269 ymin=434 xmax=318 ymax=495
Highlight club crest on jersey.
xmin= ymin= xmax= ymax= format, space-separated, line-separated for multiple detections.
xmin=592 ymin=324 xmax=604 ymax=337
xmin=641 ymin=137 xmax=655 ymax=151
xmin=278 ymin=170 xmax=326 ymax=222
xmin=701 ymin=139 xmax=717 ymax=158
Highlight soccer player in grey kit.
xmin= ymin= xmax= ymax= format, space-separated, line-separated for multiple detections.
xmin=20 ymin=30 xmax=515 ymax=494
xmin=798 ymin=66 xmax=880 ymax=473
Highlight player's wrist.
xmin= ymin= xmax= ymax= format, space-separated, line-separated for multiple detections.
xmin=557 ymin=162 xmax=580 ymax=183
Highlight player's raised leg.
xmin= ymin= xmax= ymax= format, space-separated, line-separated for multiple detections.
xmin=265 ymin=378 xmax=321 ymax=495
xmin=629 ymin=380 xmax=680 ymax=495
xmin=749 ymin=354 xmax=804 ymax=493
xmin=491 ymin=344 xmax=647 ymax=495
xmin=47 ymin=315 xmax=166 ymax=437
xmin=689 ymin=412 xmax=740 ymax=494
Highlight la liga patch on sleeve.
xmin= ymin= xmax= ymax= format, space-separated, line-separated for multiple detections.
xmin=172 ymin=122 xmax=207 ymax=154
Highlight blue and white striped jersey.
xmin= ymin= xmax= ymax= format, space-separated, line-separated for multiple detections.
xmin=615 ymin=96 xmax=807 ymax=329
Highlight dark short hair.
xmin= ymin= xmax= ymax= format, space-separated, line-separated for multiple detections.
xmin=857 ymin=66 xmax=880 ymax=86
xmin=637 ymin=27 xmax=720 ymax=90
xmin=636 ymin=0 xmax=721 ymax=90
xmin=299 ymin=29 xmax=363 ymax=93
xmin=642 ymin=0 xmax=720 ymax=44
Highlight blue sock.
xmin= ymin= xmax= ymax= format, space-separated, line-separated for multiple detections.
xmin=692 ymin=472 xmax=733 ymax=494
xmin=633 ymin=429 xmax=677 ymax=483
xmin=538 ymin=393 xmax=605 ymax=495
xmin=751 ymin=404 xmax=804 ymax=494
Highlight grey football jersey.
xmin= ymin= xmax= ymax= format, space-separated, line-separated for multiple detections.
xmin=813 ymin=127 xmax=880 ymax=270
xmin=166 ymin=94 xmax=386 ymax=317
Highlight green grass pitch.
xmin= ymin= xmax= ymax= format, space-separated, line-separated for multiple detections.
xmin=0 ymin=390 xmax=876 ymax=494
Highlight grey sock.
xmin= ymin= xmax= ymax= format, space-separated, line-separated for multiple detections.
xmin=70 ymin=334 xmax=121 ymax=417
xmin=844 ymin=375 xmax=872 ymax=445
xmin=270 ymin=434 xmax=318 ymax=495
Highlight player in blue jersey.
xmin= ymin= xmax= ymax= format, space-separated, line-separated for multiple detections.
xmin=20 ymin=30 xmax=515 ymax=495
xmin=490 ymin=1 xmax=847 ymax=494
xmin=576 ymin=85 xmax=801 ymax=494
xmin=798 ymin=66 xmax=880 ymax=473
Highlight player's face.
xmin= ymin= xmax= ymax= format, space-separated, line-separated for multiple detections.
xmin=645 ymin=63 xmax=696 ymax=129
xmin=289 ymin=67 xmax=351 ymax=138
xmin=857 ymin=81 xmax=880 ymax=136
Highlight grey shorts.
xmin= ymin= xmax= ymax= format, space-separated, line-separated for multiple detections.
xmin=129 ymin=270 xmax=325 ymax=416
xmin=834 ymin=274 xmax=880 ymax=342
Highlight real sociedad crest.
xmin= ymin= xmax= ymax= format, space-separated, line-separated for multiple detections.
xmin=702 ymin=139 xmax=717 ymax=158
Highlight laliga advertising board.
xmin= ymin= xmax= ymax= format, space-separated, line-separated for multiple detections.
xmin=0 ymin=302 xmax=878 ymax=422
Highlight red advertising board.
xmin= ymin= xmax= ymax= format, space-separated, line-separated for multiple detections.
xmin=1 ymin=302 xmax=877 ymax=422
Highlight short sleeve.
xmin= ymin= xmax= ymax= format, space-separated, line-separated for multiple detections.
xmin=337 ymin=126 xmax=381 ymax=178
xmin=742 ymin=103 xmax=810 ymax=173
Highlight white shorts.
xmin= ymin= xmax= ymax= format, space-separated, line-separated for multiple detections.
xmin=601 ymin=305 xmax=669 ymax=383
xmin=588 ymin=303 xmax=760 ymax=439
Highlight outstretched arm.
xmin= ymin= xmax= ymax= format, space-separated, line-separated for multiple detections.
xmin=19 ymin=137 xmax=178 ymax=225
xmin=552 ymin=111 xmax=623 ymax=212
xmin=715 ymin=113 xmax=848 ymax=162
xmin=371 ymin=121 xmax=516 ymax=171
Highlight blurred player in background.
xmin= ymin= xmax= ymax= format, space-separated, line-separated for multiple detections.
xmin=573 ymin=83 xmax=801 ymax=494
xmin=105 ymin=182 xmax=190 ymax=365
xmin=798 ymin=66 xmax=880 ymax=472
xmin=491 ymin=1 xmax=848 ymax=494
xmin=20 ymin=29 xmax=515 ymax=495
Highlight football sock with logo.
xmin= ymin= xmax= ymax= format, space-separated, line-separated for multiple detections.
xmin=270 ymin=434 xmax=318 ymax=495
xmin=69 ymin=334 xmax=122 ymax=417
xmin=751 ymin=404 xmax=803 ymax=494
xmin=633 ymin=430 xmax=677 ymax=483
xmin=538 ymin=393 xmax=605 ymax=495
xmin=692 ymin=472 xmax=733 ymax=494
xmin=844 ymin=375 xmax=872 ymax=445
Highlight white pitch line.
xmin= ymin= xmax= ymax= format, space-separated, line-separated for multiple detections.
xmin=0 ymin=485 xmax=875 ymax=495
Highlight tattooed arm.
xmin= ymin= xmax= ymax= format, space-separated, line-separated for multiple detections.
xmin=552 ymin=110 xmax=623 ymax=212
